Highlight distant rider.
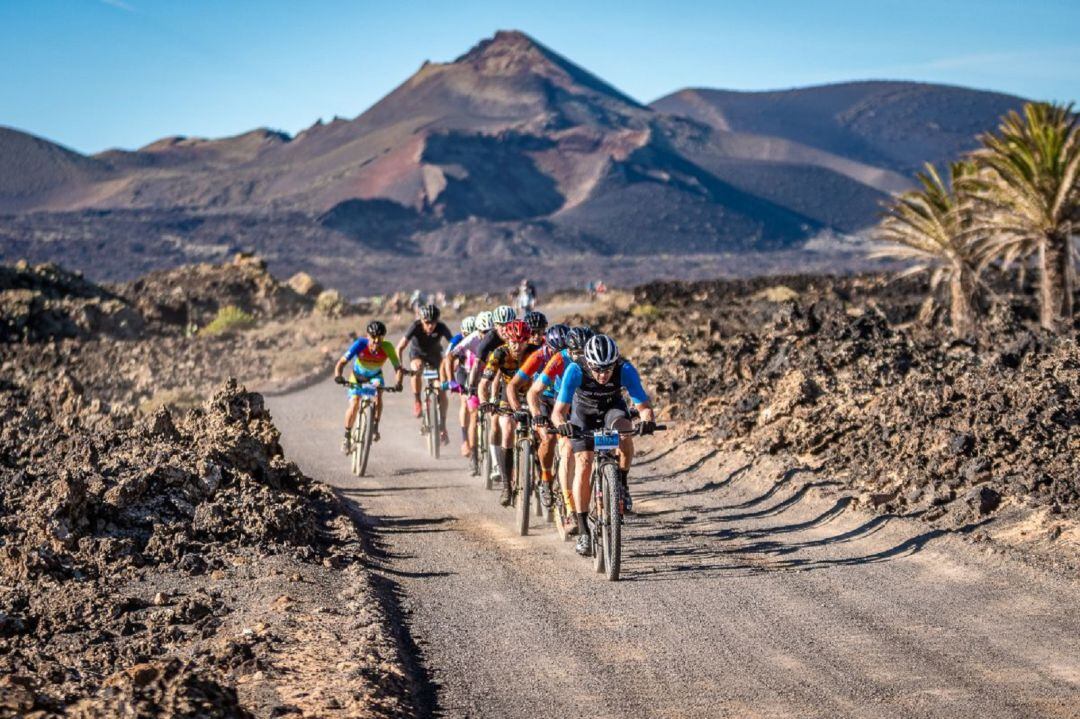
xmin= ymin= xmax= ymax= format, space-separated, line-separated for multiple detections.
xmin=334 ymin=320 xmax=403 ymax=452
xmin=397 ymin=304 xmax=453 ymax=445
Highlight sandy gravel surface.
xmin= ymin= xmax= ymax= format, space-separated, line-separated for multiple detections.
xmin=268 ymin=377 xmax=1080 ymax=719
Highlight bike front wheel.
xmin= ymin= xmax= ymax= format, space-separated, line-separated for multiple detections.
xmin=515 ymin=438 xmax=532 ymax=536
xmin=602 ymin=463 xmax=622 ymax=581
xmin=357 ymin=402 xmax=374 ymax=477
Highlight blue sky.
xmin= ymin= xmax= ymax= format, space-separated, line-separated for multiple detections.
xmin=2 ymin=0 xmax=1078 ymax=154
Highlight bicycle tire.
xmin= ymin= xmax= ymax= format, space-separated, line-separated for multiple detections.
xmin=358 ymin=402 xmax=374 ymax=477
xmin=515 ymin=437 xmax=532 ymax=536
xmin=591 ymin=467 xmax=605 ymax=574
xmin=602 ymin=463 xmax=622 ymax=581
xmin=432 ymin=390 xmax=441 ymax=459
xmin=350 ymin=411 xmax=362 ymax=476
xmin=481 ymin=415 xmax=493 ymax=490
xmin=425 ymin=394 xmax=436 ymax=457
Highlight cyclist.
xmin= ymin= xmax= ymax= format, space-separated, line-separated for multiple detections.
xmin=478 ymin=319 xmax=540 ymax=506
xmin=443 ymin=315 xmax=476 ymax=455
xmin=512 ymin=323 xmax=568 ymax=508
xmin=522 ymin=310 xmax=547 ymax=342
xmin=396 ymin=304 xmax=453 ymax=444
xmin=334 ymin=320 xmax=404 ymax=453
xmin=449 ymin=311 xmax=492 ymax=458
xmin=469 ymin=305 xmax=517 ymax=472
xmin=551 ymin=334 xmax=656 ymax=557
xmin=529 ymin=325 xmax=592 ymax=530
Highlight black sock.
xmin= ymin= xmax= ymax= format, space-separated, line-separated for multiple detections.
xmin=576 ymin=512 xmax=589 ymax=535
xmin=502 ymin=449 xmax=514 ymax=485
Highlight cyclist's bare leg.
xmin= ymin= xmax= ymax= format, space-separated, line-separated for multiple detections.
xmin=374 ymin=389 xmax=384 ymax=423
xmin=438 ymin=388 xmax=449 ymax=433
xmin=537 ymin=426 xmax=556 ymax=483
xmin=572 ymin=450 xmax=594 ymax=518
xmin=558 ymin=436 xmax=576 ymax=512
xmin=344 ymin=395 xmax=361 ymax=430
xmin=611 ymin=415 xmax=634 ymax=472
xmin=409 ymin=358 xmax=423 ymax=400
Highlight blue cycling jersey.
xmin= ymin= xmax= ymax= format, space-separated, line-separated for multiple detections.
xmin=557 ymin=359 xmax=648 ymax=406
xmin=447 ymin=332 xmax=464 ymax=352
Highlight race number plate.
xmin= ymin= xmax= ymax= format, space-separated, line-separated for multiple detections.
xmin=593 ymin=431 xmax=620 ymax=451
xmin=357 ymin=385 xmax=378 ymax=397
xmin=422 ymin=369 xmax=440 ymax=380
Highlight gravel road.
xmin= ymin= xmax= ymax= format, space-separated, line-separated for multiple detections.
xmin=269 ymin=378 xmax=1080 ymax=718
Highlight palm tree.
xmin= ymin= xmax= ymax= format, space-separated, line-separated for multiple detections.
xmin=873 ymin=161 xmax=980 ymax=337
xmin=966 ymin=102 xmax=1080 ymax=331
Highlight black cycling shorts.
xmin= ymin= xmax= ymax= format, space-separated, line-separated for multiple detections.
xmin=569 ymin=399 xmax=629 ymax=453
xmin=410 ymin=349 xmax=442 ymax=370
xmin=536 ymin=394 xmax=555 ymax=420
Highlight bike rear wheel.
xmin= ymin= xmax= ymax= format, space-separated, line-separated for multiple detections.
xmin=602 ymin=463 xmax=622 ymax=581
xmin=357 ymin=402 xmax=374 ymax=477
xmin=515 ymin=437 xmax=532 ymax=536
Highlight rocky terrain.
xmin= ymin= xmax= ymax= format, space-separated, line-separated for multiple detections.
xmin=0 ymin=31 xmax=1024 ymax=293
xmin=581 ymin=274 xmax=1080 ymax=564
xmin=0 ymin=258 xmax=424 ymax=716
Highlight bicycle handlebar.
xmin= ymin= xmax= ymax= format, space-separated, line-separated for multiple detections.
xmin=556 ymin=423 xmax=667 ymax=439
xmin=335 ymin=376 xmax=403 ymax=392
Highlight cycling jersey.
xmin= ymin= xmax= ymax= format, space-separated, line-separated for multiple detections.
xmin=557 ymin=358 xmax=648 ymax=409
xmin=537 ymin=349 xmax=572 ymax=396
xmin=476 ymin=329 xmax=504 ymax=365
xmin=516 ymin=345 xmax=556 ymax=398
xmin=343 ymin=338 xmax=400 ymax=374
xmin=447 ymin=332 xmax=464 ymax=352
xmin=483 ymin=343 xmax=541 ymax=382
xmin=402 ymin=320 xmax=453 ymax=361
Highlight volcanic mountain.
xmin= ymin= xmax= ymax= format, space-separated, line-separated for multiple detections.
xmin=0 ymin=30 xmax=1029 ymax=289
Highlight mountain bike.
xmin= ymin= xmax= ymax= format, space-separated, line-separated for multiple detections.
xmin=484 ymin=406 xmax=544 ymax=535
xmin=335 ymin=377 xmax=401 ymax=477
xmin=560 ymin=423 xmax=666 ymax=581
xmin=410 ymin=365 xmax=443 ymax=458
xmin=549 ymin=439 xmax=573 ymax=542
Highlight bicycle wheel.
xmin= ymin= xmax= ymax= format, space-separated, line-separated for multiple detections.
xmin=431 ymin=391 xmax=441 ymax=459
xmin=602 ymin=463 xmax=622 ymax=581
xmin=552 ymin=473 xmax=570 ymax=542
xmin=591 ymin=469 xmax=605 ymax=574
xmin=425 ymin=394 xmax=436 ymax=457
xmin=357 ymin=402 xmax=374 ymax=477
xmin=350 ymin=411 xmax=363 ymax=476
xmin=481 ymin=415 xmax=494 ymax=490
xmin=515 ymin=437 xmax=532 ymax=536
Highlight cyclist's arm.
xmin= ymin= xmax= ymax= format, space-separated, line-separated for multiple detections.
xmin=526 ymin=379 xmax=545 ymax=416
xmin=382 ymin=340 xmax=401 ymax=370
xmin=336 ymin=339 xmax=366 ymax=381
xmin=621 ymin=362 xmax=654 ymax=422
xmin=551 ymin=364 xmax=583 ymax=427
xmin=334 ymin=356 xmax=349 ymax=381
xmin=396 ymin=321 xmax=417 ymax=360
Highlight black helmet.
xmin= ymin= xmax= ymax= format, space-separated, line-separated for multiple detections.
xmin=565 ymin=326 xmax=595 ymax=353
xmin=524 ymin=311 xmax=547 ymax=332
xmin=366 ymin=320 xmax=387 ymax=337
xmin=419 ymin=304 xmax=440 ymax=322
xmin=544 ymin=323 xmax=570 ymax=351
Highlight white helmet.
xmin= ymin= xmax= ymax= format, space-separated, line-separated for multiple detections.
xmin=584 ymin=334 xmax=619 ymax=369
xmin=461 ymin=315 xmax=477 ymax=334
xmin=493 ymin=305 xmax=516 ymax=325
xmin=475 ymin=311 xmax=494 ymax=332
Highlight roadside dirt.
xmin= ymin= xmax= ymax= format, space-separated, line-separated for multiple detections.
xmin=575 ymin=274 xmax=1080 ymax=569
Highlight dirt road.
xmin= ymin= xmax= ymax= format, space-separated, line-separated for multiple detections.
xmin=268 ymin=378 xmax=1080 ymax=718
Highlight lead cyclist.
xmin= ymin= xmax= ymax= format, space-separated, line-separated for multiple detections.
xmin=551 ymin=334 xmax=656 ymax=557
